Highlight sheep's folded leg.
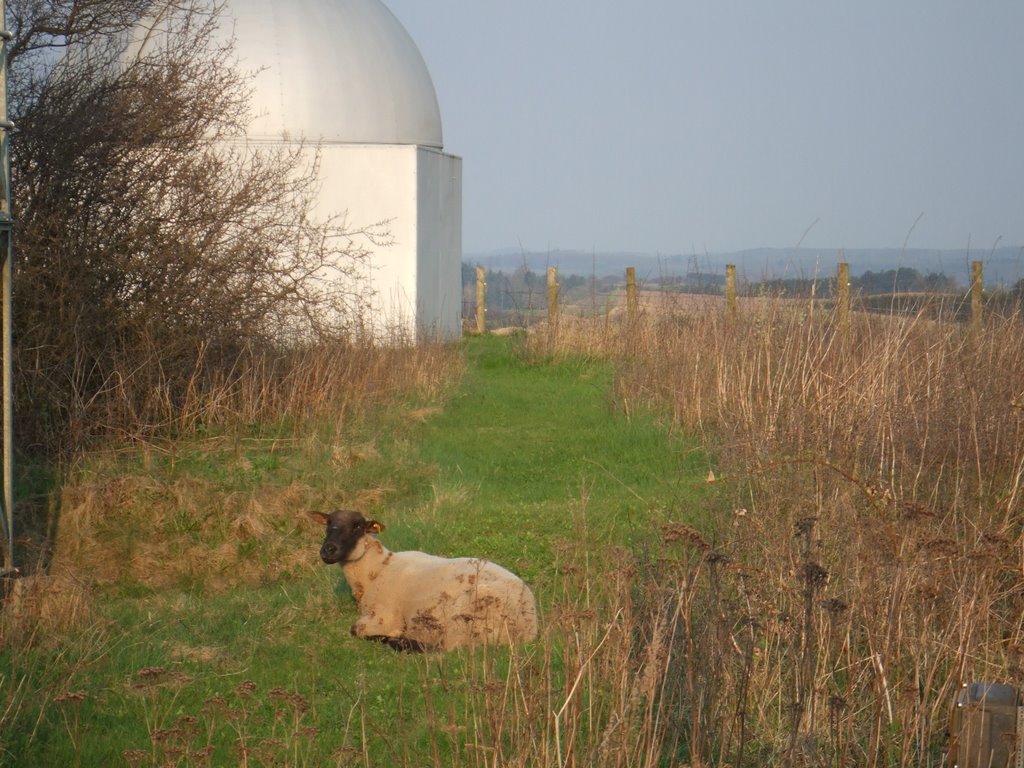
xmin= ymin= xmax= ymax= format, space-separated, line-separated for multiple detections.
xmin=351 ymin=618 xmax=426 ymax=652
xmin=374 ymin=636 xmax=426 ymax=653
xmin=351 ymin=616 xmax=389 ymax=638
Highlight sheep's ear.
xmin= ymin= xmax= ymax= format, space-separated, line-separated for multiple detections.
xmin=306 ymin=511 xmax=329 ymax=526
xmin=367 ymin=520 xmax=384 ymax=534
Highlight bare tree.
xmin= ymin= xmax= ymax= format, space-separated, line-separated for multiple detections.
xmin=9 ymin=0 xmax=381 ymax=453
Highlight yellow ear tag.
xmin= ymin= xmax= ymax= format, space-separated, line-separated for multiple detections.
xmin=368 ymin=521 xmax=384 ymax=534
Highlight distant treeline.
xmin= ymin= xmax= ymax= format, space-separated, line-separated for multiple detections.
xmin=668 ymin=267 xmax=990 ymax=298
xmin=462 ymin=264 xmax=591 ymax=313
xmin=760 ymin=268 xmax=961 ymax=298
xmin=465 ymin=264 xmax=1024 ymax=308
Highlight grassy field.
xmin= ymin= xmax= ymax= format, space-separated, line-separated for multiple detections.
xmin=1 ymin=334 xmax=709 ymax=766
xmin=6 ymin=296 xmax=1022 ymax=767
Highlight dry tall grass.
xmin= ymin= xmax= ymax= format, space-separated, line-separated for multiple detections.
xmin=13 ymin=339 xmax=463 ymax=624
xmin=535 ymin=296 xmax=1024 ymax=765
xmin=9 ymin=298 xmax=1023 ymax=766
xmin=79 ymin=337 xmax=462 ymax=445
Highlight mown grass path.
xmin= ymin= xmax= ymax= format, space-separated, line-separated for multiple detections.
xmin=398 ymin=334 xmax=709 ymax=587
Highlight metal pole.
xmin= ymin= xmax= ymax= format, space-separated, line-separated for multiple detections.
xmin=0 ymin=0 xmax=15 ymax=571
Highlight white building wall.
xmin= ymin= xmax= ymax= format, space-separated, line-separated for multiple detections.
xmin=416 ymin=148 xmax=463 ymax=341
xmin=317 ymin=143 xmax=463 ymax=340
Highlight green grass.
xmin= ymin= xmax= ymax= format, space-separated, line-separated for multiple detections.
xmin=1 ymin=334 xmax=710 ymax=766
xmin=399 ymin=336 xmax=708 ymax=581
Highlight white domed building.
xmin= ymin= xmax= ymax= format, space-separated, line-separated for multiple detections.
xmin=167 ymin=0 xmax=463 ymax=340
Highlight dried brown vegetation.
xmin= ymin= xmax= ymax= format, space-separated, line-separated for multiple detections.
xmin=538 ymin=295 xmax=1024 ymax=765
xmin=36 ymin=341 xmax=462 ymax=594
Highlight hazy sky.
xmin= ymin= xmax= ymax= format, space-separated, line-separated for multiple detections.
xmin=386 ymin=1 xmax=1023 ymax=256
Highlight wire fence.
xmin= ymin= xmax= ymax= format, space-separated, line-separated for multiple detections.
xmin=462 ymin=260 xmax=1022 ymax=333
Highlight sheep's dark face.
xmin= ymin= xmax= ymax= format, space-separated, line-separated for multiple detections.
xmin=309 ymin=509 xmax=383 ymax=565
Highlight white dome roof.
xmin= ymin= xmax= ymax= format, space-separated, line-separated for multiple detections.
xmin=225 ymin=0 xmax=443 ymax=147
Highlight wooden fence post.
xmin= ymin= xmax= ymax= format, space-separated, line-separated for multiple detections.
xmin=725 ymin=264 xmax=736 ymax=321
xmin=475 ymin=266 xmax=486 ymax=334
xmin=626 ymin=266 xmax=638 ymax=326
xmin=547 ymin=267 xmax=559 ymax=328
xmin=970 ymin=260 xmax=983 ymax=333
xmin=836 ymin=261 xmax=850 ymax=329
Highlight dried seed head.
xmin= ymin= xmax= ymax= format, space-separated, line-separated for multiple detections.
xmin=794 ymin=516 xmax=818 ymax=537
xmin=202 ymin=695 xmax=228 ymax=713
xmin=662 ymin=523 xmax=710 ymax=549
xmin=900 ymin=501 xmax=934 ymax=519
xmin=705 ymin=550 xmax=730 ymax=566
xmin=802 ymin=562 xmax=829 ymax=587
xmin=54 ymin=690 xmax=88 ymax=705
xmin=175 ymin=715 xmax=200 ymax=738
xmin=829 ymin=695 xmax=848 ymax=712
xmin=821 ymin=597 xmax=849 ymax=615
xmin=268 ymin=687 xmax=310 ymax=713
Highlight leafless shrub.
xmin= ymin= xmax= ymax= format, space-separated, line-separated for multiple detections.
xmin=9 ymin=0 xmax=383 ymax=455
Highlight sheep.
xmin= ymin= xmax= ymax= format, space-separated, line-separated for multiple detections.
xmin=308 ymin=509 xmax=538 ymax=652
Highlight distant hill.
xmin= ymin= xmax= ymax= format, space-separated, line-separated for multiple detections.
xmin=467 ymin=247 xmax=1024 ymax=287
